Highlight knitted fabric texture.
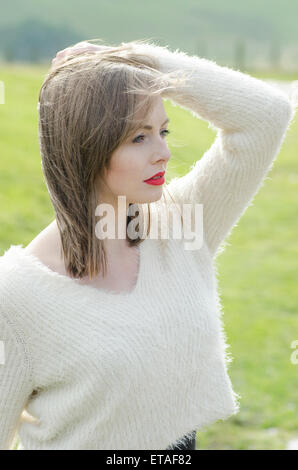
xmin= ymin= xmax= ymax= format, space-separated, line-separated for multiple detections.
xmin=0 ymin=43 xmax=296 ymax=450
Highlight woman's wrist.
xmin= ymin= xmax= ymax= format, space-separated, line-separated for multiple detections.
xmin=51 ymin=42 xmax=111 ymax=69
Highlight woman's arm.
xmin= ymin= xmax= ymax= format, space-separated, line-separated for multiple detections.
xmin=128 ymin=42 xmax=296 ymax=258
xmin=50 ymin=42 xmax=111 ymax=69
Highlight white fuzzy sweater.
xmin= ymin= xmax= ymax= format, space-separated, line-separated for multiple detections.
xmin=0 ymin=43 xmax=296 ymax=450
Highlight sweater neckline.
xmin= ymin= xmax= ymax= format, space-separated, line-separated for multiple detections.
xmin=3 ymin=240 xmax=147 ymax=299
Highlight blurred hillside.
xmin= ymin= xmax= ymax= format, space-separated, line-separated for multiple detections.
xmin=0 ymin=0 xmax=297 ymax=73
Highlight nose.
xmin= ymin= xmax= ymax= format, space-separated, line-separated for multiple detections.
xmin=152 ymin=140 xmax=171 ymax=168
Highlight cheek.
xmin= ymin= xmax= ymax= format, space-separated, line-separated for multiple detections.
xmin=112 ymin=150 xmax=144 ymax=177
xmin=106 ymin=153 xmax=144 ymax=190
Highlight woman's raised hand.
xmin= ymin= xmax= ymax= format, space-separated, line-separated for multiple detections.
xmin=51 ymin=42 xmax=110 ymax=68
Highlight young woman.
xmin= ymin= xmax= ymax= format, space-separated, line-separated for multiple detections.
xmin=0 ymin=39 xmax=295 ymax=451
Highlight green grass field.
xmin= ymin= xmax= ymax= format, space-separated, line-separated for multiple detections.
xmin=0 ymin=64 xmax=297 ymax=450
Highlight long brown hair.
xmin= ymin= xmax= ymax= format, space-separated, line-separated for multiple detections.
xmin=38 ymin=38 xmax=187 ymax=280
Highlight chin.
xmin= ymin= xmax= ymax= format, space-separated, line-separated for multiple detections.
xmin=137 ymin=193 xmax=163 ymax=204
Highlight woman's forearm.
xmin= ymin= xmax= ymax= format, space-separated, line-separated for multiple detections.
xmin=132 ymin=42 xmax=293 ymax=136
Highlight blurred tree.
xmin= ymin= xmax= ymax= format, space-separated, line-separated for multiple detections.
xmin=269 ymin=37 xmax=282 ymax=72
xmin=234 ymin=37 xmax=246 ymax=71
xmin=3 ymin=44 xmax=15 ymax=62
xmin=28 ymin=44 xmax=41 ymax=63
xmin=197 ymin=39 xmax=207 ymax=58
xmin=0 ymin=18 xmax=82 ymax=63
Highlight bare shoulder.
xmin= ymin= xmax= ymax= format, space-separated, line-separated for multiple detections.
xmin=24 ymin=219 xmax=57 ymax=257
xmin=24 ymin=219 xmax=66 ymax=274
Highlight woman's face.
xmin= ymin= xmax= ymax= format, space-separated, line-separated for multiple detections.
xmin=99 ymin=95 xmax=171 ymax=209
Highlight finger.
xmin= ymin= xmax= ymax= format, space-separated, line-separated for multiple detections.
xmin=51 ymin=44 xmax=102 ymax=67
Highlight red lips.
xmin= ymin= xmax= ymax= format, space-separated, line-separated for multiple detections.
xmin=144 ymin=171 xmax=165 ymax=182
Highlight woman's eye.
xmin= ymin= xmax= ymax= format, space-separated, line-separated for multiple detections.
xmin=132 ymin=134 xmax=145 ymax=144
xmin=161 ymin=129 xmax=170 ymax=137
xmin=132 ymin=129 xmax=171 ymax=144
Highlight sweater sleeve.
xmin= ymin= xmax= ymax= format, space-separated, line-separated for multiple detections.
xmin=132 ymin=42 xmax=296 ymax=258
xmin=0 ymin=307 xmax=34 ymax=450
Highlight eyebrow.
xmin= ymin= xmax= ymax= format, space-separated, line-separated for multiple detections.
xmin=140 ymin=117 xmax=170 ymax=130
